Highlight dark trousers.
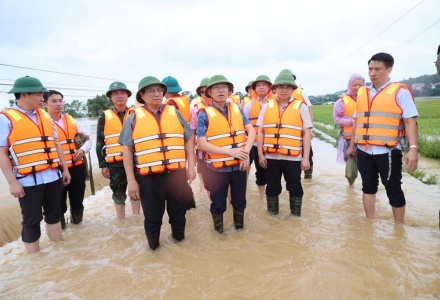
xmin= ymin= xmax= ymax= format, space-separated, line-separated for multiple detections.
xmin=208 ymin=168 xmax=247 ymax=215
xmin=61 ymin=164 xmax=86 ymax=213
xmin=19 ymin=179 xmax=62 ymax=243
xmin=266 ymin=159 xmax=303 ymax=198
xmin=197 ymin=157 xmax=210 ymax=191
xmin=137 ymin=169 xmax=188 ymax=236
xmin=357 ymin=148 xmax=405 ymax=207
xmin=250 ymin=145 xmax=267 ymax=186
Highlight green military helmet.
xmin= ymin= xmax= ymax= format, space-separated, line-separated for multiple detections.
xmin=8 ymin=76 xmax=48 ymax=94
xmin=162 ymin=76 xmax=182 ymax=93
xmin=251 ymin=75 xmax=272 ymax=90
xmin=106 ymin=81 xmax=132 ymax=98
xmin=272 ymin=72 xmax=298 ymax=90
xmin=196 ymin=77 xmax=210 ymax=96
xmin=245 ymin=80 xmax=254 ymax=93
xmin=136 ymin=76 xmax=167 ymax=104
xmin=205 ymin=75 xmax=234 ymax=98
xmin=280 ymin=69 xmax=297 ymax=80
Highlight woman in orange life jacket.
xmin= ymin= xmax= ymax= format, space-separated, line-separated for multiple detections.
xmin=162 ymin=75 xmax=196 ymax=209
xmin=96 ymin=82 xmax=140 ymax=220
xmin=0 ymin=76 xmax=71 ymax=254
xmin=43 ymin=90 xmax=92 ymax=229
xmin=119 ymin=76 xmax=196 ymax=251
xmin=256 ymin=72 xmax=312 ymax=217
xmin=333 ymin=74 xmax=365 ymax=184
xmin=197 ymin=75 xmax=255 ymax=233
xmin=189 ymin=78 xmax=211 ymax=195
xmin=346 ymin=52 xmax=419 ymax=224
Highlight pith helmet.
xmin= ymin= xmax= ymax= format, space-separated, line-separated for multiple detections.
xmin=8 ymin=76 xmax=48 ymax=94
xmin=205 ymin=75 xmax=234 ymax=98
xmin=280 ymin=69 xmax=297 ymax=80
xmin=245 ymin=81 xmax=254 ymax=93
xmin=252 ymin=75 xmax=272 ymax=90
xmin=196 ymin=77 xmax=210 ymax=96
xmin=136 ymin=76 xmax=167 ymax=104
xmin=162 ymin=76 xmax=182 ymax=93
xmin=272 ymin=72 xmax=298 ymax=89
xmin=106 ymin=81 xmax=132 ymax=98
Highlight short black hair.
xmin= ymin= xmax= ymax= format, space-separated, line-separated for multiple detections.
xmin=43 ymin=90 xmax=64 ymax=102
xmin=368 ymin=52 xmax=394 ymax=68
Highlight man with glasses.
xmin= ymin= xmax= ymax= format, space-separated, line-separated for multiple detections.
xmin=0 ymin=76 xmax=71 ymax=254
xmin=43 ymin=90 xmax=91 ymax=229
xmin=197 ymin=75 xmax=255 ymax=233
xmin=119 ymin=76 xmax=196 ymax=250
xmin=256 ymin=72 xmax=312 ymax=217
xmin=96 ymin=82 xmax=140 ymax=219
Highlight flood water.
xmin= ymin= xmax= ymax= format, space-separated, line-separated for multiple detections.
xmin=1 ymin=134 xmax=439 ymax=299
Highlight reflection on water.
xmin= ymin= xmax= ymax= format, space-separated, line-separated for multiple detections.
xmin=0 ymin=138 xmax=439 ymax=299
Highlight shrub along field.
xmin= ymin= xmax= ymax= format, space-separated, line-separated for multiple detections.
xmin=312 ymin=97 xmax=440 ymax=160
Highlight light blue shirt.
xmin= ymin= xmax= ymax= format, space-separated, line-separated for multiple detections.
xmin=354 ymin=80 xmax=418 ymax=155
xmin=0 ymin=104 xmax=61 ymax=187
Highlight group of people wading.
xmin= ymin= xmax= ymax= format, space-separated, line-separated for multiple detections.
xmin=0 ymin=52 xmax=419 ymax=253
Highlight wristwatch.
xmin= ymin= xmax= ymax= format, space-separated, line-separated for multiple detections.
xmin=409 ymin=145 xmax=418 ymax=150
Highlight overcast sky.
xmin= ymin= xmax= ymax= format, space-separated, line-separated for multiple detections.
xmin=1 ymin=0 xmax=439 ymax=107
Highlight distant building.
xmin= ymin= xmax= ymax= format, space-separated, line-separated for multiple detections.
xmin=412 ymin=83 xmax=425 ymax=90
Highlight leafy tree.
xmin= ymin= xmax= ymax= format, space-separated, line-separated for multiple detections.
xmin=64 ymin=99 xmax=87 ymax=118
xmin=86 ymin=94 xmax=112 ymax=117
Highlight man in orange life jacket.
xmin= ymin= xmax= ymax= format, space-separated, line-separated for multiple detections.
xmin=96 ymin=82 xmax=140 ymax=219
xmin=243 ymin=75 xmax=275 ymax=198
xmin=347 ymin=52 xmax=419 ymax=224
xmin=279 ymin=69 xmax=315 ymax=179
xmin=0 ymin=76 xmax=71 ymax=254
xmin=197 ymin=75 xmax=256 ymax=233
xmin=189 ymin=78 xmax=211 ymax=194
xmin=118 ymin=76 xmax=196 ymax=250
xmin=43 ymin=90 xmax=91 ymax=229
xmin=256 ymin=72 xmax=312 ymax=216
xmin=162 ymin=75 xmax=196 ymax=209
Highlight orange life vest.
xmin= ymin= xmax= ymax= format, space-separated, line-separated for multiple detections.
xmin=248 ymin=90 xmax=276 ymax=127
xmin=165 ymin=95 xmax=190 ymax=122
xmin=355 ymin=83 xmax=412 ymax=147
xmin=132 ymin=105 xmax=186 ymax=175
xmin=229 ymin=94 xmax=240 ymax=105
xmin=263 ymin=99 xmax=303 ymax=156
xmin=341 ymin=94 xmax=356 ymax=140
xmin=103 ymin=108 xmax=134 ymax=163
xmin=2 ymin=108 xmax=60 ymax=175
xmin=242 ymin=96 xmax=251 ymax=108
xmin=56 ymin=114 xmax=83 ymax=168
xmin=291 ymin=87 xmax=306 ymax=103
xmin=203 ymin=103 xmax=247 ymax=169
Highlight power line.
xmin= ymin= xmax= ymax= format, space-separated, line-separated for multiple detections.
xmin=0 ymin=78 xmax=106 ymax=89
xmin=0 ymin=63 xmax=137 ymax=83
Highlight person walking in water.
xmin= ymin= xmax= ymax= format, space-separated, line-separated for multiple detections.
xmin=347 ymin=52 xmax=419 ymax=223
xmin=44 ymin=90 xmax=92 ymax=228
xmin=0 ymin=76 xmax=71 ymax=254
xmin=197 ymin=75 xmax=255 ymax=233
xmin=119 ymin=76 xmax=196 ymax=250
xmin=96 ymin=82 xmax=140 ymax=219
xmin=257 ymin=72 xmax=312 ymax=217
xmin=333 ymin=74 xmax=366 ymax=185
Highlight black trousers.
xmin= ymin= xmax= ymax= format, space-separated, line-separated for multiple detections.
xmin=250 ymin=145 xmax=267 ymax=186
xmin=266 ymin=159 xmax=303 ymax=198
xmin=61 ymin=164 xmax=86 ymax=213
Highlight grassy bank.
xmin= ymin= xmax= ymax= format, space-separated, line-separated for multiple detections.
xmin=312 ymin=97 xmax=440 ymax=160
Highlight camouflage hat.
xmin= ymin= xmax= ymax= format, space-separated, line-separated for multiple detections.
xmin=136 ymin=76 xmax=167 ymax=104
xmin=8 ymin=76 xmax=48 ymax=94
xmin=106 ymin=81 xmax=132 ymax=98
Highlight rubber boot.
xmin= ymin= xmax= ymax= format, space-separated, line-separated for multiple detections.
xmin=171 ymin=225 xmax=185 ymax=241
xmin=290 ymin=196 xmax=303 ymax=217
xmin=304 ymin=165 xmax=313 ymax=179
xmin=60 ymin=214 xmax=66 ymax=230
xmin=212 ymin=214 xmax=223 ymax=233
xmin=266 ymin=196 xmax=279 ymax=215
xmin=233 ymin=209 xmax=244 ymax=230
xmin=70 ymin=208 xmax=84 ymax=224
xmin=146 ymin=232 xmax=160 ymax=250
